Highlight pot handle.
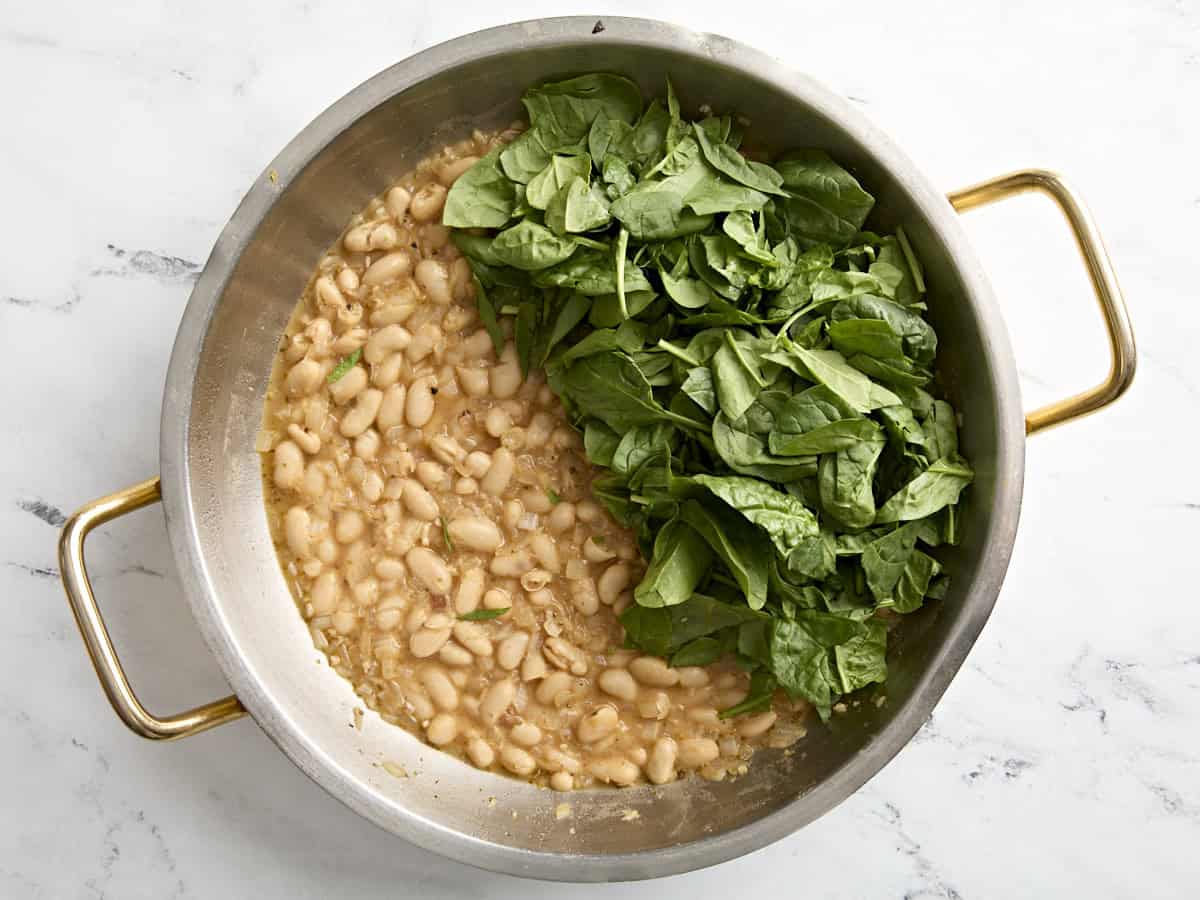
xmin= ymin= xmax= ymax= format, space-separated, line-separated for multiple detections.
xmin=948 ymin=169 xmax=1136 ymax=434
xmin=57 ymin=476 xmax=247 ymax=740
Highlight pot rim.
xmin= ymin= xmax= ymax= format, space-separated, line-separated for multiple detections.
xmin=159 ymin=15 xmax=1024 ymax=881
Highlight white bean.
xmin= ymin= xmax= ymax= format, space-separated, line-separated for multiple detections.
xmin=496 ymin=632 xmax=530 ymax=671
xmin=426 ymin=713 xmax=458 ymax=746
xmin=737 ymin=711 xmax=778 ymax=738
xmin=479 ymin=678 xmax=515 ymax=724
xmin=589 ymin=756 xmax=638 ymax=786
xmin=490 ymin=549 xmax=533 ymax=577
xmin=500 ymin=744 xmax=536 ymax=777
xmin=677 ymin=738 xmax=720 ymax=769
xmin=310 ymin=570 xmax=339 ymax=615
xmin=406 ymin=322 xmax=442 ymax=362
xmin=285 ymin=358 xmax=323 ymax=398
xmin=376 ymin=383 xmax=407 ymax=430
xmin=452 ymin=621 xmax=493 ymax=657
xmin=456 ymin=366 xmax=489 ymax=397
xmin=462 ymin=450 xmax=491 ymax=479
xmin=454 ymin=567 xmax=486 ymax=615
xmin=509 ymin=722 xmax=542 ymax=747
xmin=481 ymin=447 xmax=514 ymax=496
xmin=597 ymin=562 xmax=632 ymax=606
xmin=544 ymin=637 xmax=588 ymax=676
xmin=416 ymin=460 xmax=447 ymax=491
xmin=420 ymin=666 xmax=459 ymax=711
xmin=597 ymin=668 xmax=638 ymax=703
xmin=363 ymin=251 xmax=412 ymax=287
xmin=549 ymin=771 xmax=573 ymax=792
xmin=339 ymin=388 xmax=383 ymax=437
xmin=409 ymin=625 xmax=452 ymax=658
xmin=273 ymin=441 xmax=304 ymax=490
xmin=405 ymin=547 xmax=452 ymax=594
xmin=284 ymin=506 xmax=311 ymax=558
xmin=645 ymin=737 xmax=678 ymax=785
xmin=405 ymin=375 xmax=436 ymax=427
xmin=428 ymin=434 xmax=465 ymax=466
xmin=328 ymin=365 xmax=368 ymax=405
xmin=447 ymin=516 xmax=503 ymax=552
xmin=485 ymin=406 xmax=511 ymax=438
xmin=410 ymin=183 xmax=447 ymax=223
xmin=466 ymin=737 xmax=495 ymax=769
xmin=334 ymin=509 xmax=365 ymax=544
xmin=577 ymin=705 xmax=619 ymax=743
xmin=438 ymin=643 xmax=473 ymax=667
xmin=385 ymin=186 xmax=412 ymax=220
xmin=629 ymin=657 xmax=680 ymax=688
xmin=568 ymin=578 xmax=600 ymax=616
xmin=677 ymin=667 xmax=710 ymax=689
xmin=401 ymin=479 xmax=440 ymax=521
xmin=528 ymin=532 xmax=559 ymax=573
xmin=535 ymin=671 xmax=572 ymax=706
xmin=489 ymin=360 xmax=522 ymax=399
xmin=546 ymin=502 xmax=576 ymax=534
xmin=415 ymin=258 xmax=452 ymax=305
xmin=364 ymin=324 xmax=412 ymax=364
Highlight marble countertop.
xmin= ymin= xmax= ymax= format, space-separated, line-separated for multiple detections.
xmin=3 ymin=1 xmax=1197 ymax=896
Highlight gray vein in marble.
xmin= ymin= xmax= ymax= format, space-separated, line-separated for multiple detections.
xmin=3 ymin=289 xmax=81 ymax=314
xmin=92 ymin=244 xmax=200 ymax=283
xmin=7 ymin=562 xmax=60 ymax=580
xmin=872 ymin=800 xmax=963 ymax=900
xmin=17 ymin=498 xmax=67 ymax=528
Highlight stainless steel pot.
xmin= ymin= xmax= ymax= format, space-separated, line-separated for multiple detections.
xmin=56 ymin=16 xmax=1135 ymax=882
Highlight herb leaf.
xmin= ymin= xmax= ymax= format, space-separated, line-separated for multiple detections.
xmin=327 ymin=349 xmax=361 ymax=383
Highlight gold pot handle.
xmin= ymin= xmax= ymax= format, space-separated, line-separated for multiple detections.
xmin=57 ymin=476 xmax=247 ymax=740
xmin=948 ymin=169 xmax=1136 ymax=435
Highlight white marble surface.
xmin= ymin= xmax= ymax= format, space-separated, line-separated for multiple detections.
xmin=2 ymin=0 xmax=1197 ymax=896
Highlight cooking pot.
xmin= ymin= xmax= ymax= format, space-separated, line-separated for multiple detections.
xmin=56 ymin=16 xmax=1135 ymax=882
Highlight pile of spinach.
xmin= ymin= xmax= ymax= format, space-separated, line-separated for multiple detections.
xmin=443 ymin=74 xmax=973 ymax=720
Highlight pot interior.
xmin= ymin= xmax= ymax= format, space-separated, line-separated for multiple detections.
xmin=165 ymin=18 xmax=1023 ymax=880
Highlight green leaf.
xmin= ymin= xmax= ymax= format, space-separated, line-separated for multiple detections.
xmin=719 ymin=669 xmax=777 ymax=718
xmin=671 ymin=636 xmax=724 ymax=668
xmin=860 ymin=522 xmax=920 ymax=601
xmin=526 ymin=154 xmax=592 ymax=210
xmin=659 ymin=269 xmax=715 ymax=309
xmin=680 ymin=366 xmax=717 ymax=415
xmin=533 ymin=250 xmax=652 ymax=295
xmin=559 ymin=351 xmax=699 ymax=433
xmin=766 ymin=344 xmax=900 ymax=413
xmin=491 ymin=220 xmax=578 ymax=271
xmin=522 ymin=73 xmax=642 ymax=149
xmin=633 ymin=517 xmax=714 ymax=608
xmin=894 ymin=550 xmax=943 ymax=613
xmin=692 ymin=122 xmax=786 ymax=195
xmin=818 ymin=435 xmax=887 ymax=529
xmin=691 ymin=474 xmax=818 ymax=558
xmin=442 ymin=146 xmax=517 ymax=228
xmin=710 ymin=330 xmax=766 ymax=421
xmin=619 ymin=593 xmax=764 ymax=657
xmin=834 ymin=619 xmax=888 ymax=693
xmin=875 ymin=456 xmax=974 ymax=523
xmin=545 ymin=176 xmax=611 ymax=235
xmin=470 ymin=276 xmax=505 ymax=355
xmin=458 ymin=607 xmax=510 ymax=621
xmin=680 ymin=499 xmax=770 ymax=610
xmin=610 ymin=189 xmax=713 ymax=240
xmin=327 ymin=348 xmax=361 ymax=383
xmin=499 ymin=128 xmax=553 ymax=183
xmin=775 ymin=150 xmax=875 ymax=248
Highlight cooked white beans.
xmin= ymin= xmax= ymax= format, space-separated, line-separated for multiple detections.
xmin=263 ymin=135 xmax=806 ymax=790
xmin=363 ymin=251 xmax=412 ymax=287
xmin=447 ymin=516 xmax=503 ymax=552
xmin=426 ymin=713 xmax=458 ymax=746
xmin=496 ymin=632 xmax=530 ymax=670
xmin=405 ymin=375 xmax=436 ymax=427
xmin=598 ymin=668 xmax=639 ymax=703
xmin=480 ymin=678 xmax=515 ymax=724
xmin=405 ymin=547 xmax=451 ymax=594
